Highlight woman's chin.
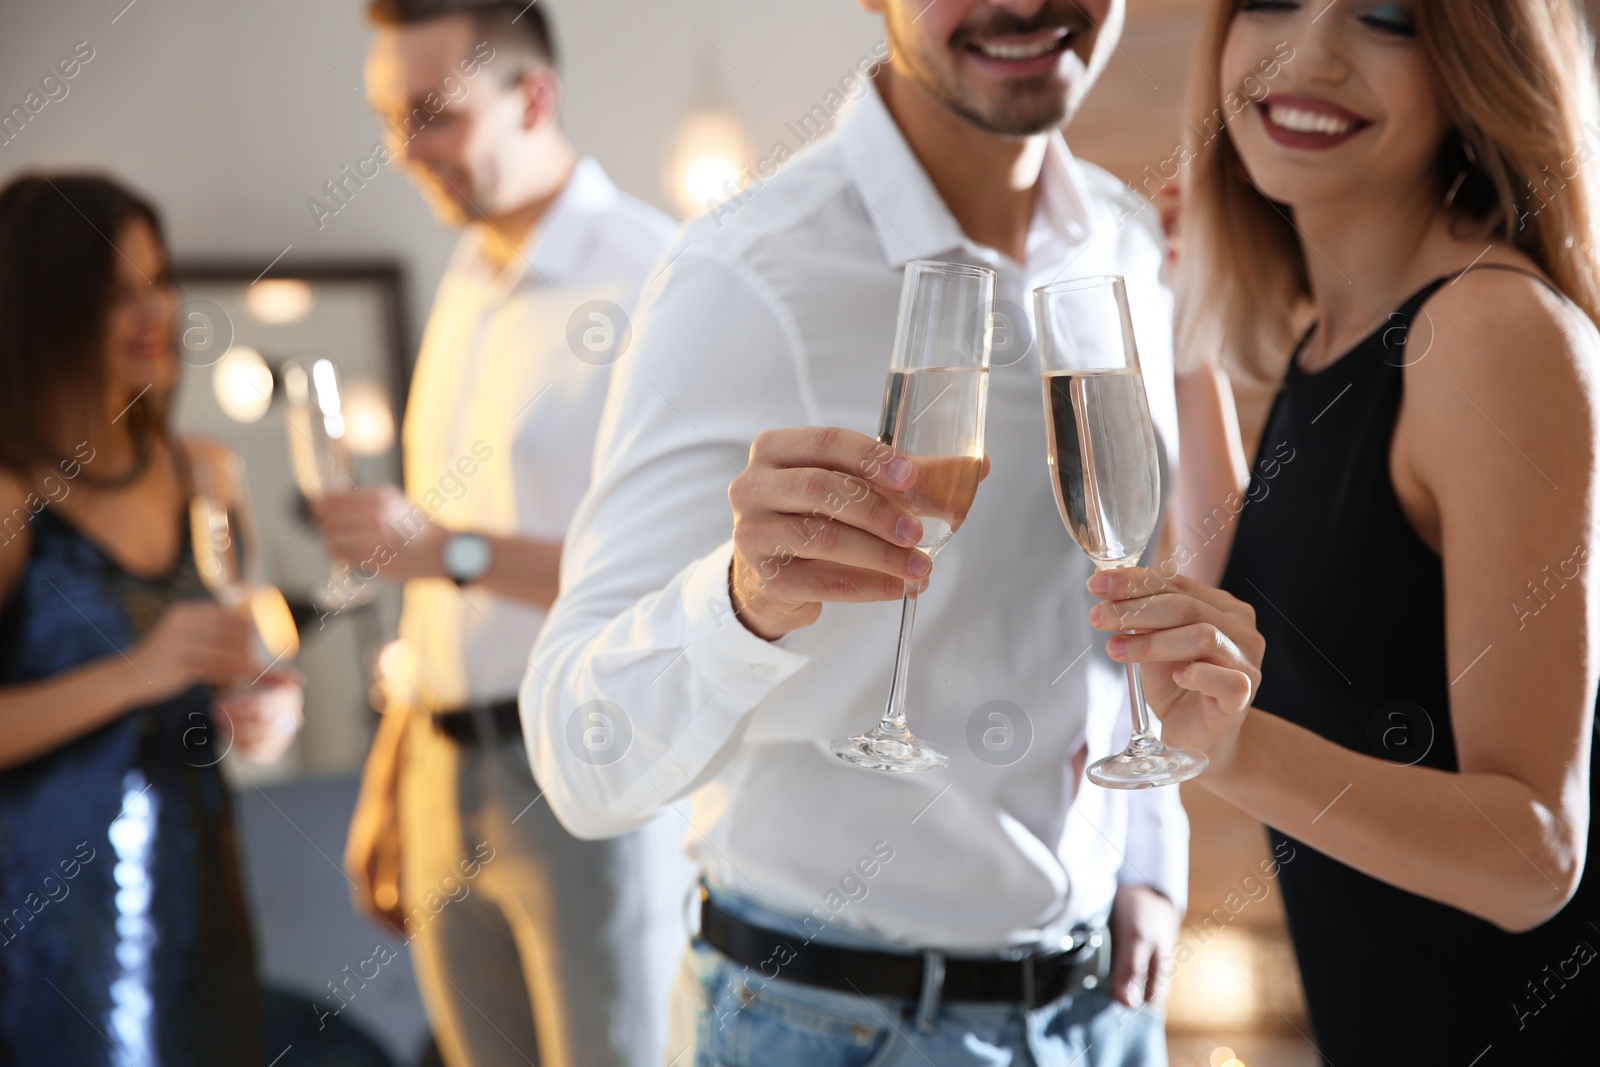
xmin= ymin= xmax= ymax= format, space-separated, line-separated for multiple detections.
xmin=114 ymin=358 xmax=176 ymax=397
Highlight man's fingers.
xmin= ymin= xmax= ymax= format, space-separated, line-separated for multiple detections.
xmin=738 ymin=558 xmax=922 ymax=609
xmin=735 ymin=513 xmax=929 ymax=583
xmin=740 ymin=468 xmax=924 ymax=547
xmin=1109 ymin=936 xmax=1152 ymax=1008
xmin=1145 ymin=950 xmax=1171 ymax=1009
xmin=750 ymin=427 xmax=916 ymax=491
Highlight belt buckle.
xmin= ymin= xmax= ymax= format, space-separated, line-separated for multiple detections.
xmin=1021 ymin=952 xmax=1038 ymax=1010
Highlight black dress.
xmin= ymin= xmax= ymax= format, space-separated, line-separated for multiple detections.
xmin=0 ymin=502 xmax=263 ymax=1066
xmin=1219 ymin=267 xmax=1600 ymax=1064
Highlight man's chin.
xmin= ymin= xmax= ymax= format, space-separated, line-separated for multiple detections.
xmin=426 ymin=196 xmax=476 ymax=228
xmin=954 ymin=89 xmax=1072 ymax=138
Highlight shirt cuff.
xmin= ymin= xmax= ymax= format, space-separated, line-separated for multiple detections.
xmin=681 ymin=539 xmax=810 ymax=707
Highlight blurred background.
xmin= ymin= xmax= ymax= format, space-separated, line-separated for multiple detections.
xmin=13 ymin=1 xmax=1584 ymax=1064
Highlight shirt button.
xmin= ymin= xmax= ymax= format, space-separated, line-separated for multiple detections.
xmin=751 ymin=663 xmax=776 ymax=678
xmin=667 ymin=763 xmax=684 ymax=778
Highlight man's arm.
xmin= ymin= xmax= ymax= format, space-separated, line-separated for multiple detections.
xmin=314 ymin=488 xmax=563 ymax=609
xmin=521 ymin=252 xmax=928 ymax=839
xmin=521 ymin=253 xmax=813 ymax=838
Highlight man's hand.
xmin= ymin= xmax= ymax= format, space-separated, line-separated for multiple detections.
xmin=728 ymin=428 xmax=938 ymax=641
xmin=312 ymin=486 xmax=446 ymax=583
xmin=1108 ymin=883 xmax=1179 ymax=1009
xmin=345 ymin=711 xmax=408 ymax=935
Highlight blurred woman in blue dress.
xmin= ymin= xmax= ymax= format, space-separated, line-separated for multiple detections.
xmin=0 ymin=172 xmax=302 ymax=1066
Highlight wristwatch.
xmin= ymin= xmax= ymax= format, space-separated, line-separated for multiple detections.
xmin=441 ymin=532 xmax=492 ymax=586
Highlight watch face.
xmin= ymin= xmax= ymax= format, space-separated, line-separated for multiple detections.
xmin=444 ymin=533 xmax=491 ymax=581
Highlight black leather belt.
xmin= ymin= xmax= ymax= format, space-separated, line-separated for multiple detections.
xmin=431 ymin=698 xmax=523 ymax=745
xmin=699 ymin=888 xmax=1108 ymax=1010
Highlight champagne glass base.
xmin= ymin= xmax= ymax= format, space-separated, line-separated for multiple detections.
xmin=1087 ymin=743 xmax=1208 ymax=789
xmin=832 ymin=730 xmax=949 ymax=774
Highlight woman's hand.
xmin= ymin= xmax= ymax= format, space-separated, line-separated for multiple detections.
xmin=127 ymin=601 xmax=256 ymax=701
xmin=214 ymin=671 xmax=304 ymax=764
xmin=1086 ymin=568 xmax=1264 ymax=772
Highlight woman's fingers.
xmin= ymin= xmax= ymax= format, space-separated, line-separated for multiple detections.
xmin=1088 ymin=570 xmax=1264 ymax=670
xmin=1109 ymin=623 xmax=1261 ymax=689
xmin=1091 ymin=592 xmax=1224 ymax=634
xmin=1172 ymin=660 xmax=1255 ymax=714
xmin=1089 ymin=566 xmax=1252 ymax=618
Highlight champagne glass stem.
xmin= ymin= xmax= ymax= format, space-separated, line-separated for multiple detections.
xmin=877 ymin=581 xmax=919 ymax=735
xmin=1124 ymin=659 xmax=1159 ymax=745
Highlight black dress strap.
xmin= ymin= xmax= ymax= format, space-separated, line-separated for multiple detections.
xmin=1448 ymin=260 xmax=1560 ymax=293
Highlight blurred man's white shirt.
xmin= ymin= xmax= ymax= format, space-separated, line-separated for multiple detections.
xmin=402 ymin=155 xmax=676 ymax=708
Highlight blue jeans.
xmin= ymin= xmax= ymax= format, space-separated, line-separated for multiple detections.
xmin=667 ymin=887 xmax=1166 ymax=1067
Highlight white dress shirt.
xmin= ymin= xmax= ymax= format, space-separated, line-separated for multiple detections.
xmin=401 ymin=157 xmax=677 ymax=709
xmin=522 ymin=87 xmax=1188 ymax=952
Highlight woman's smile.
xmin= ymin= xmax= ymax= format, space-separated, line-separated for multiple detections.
xmin=1255 ymin=93 xmax=1373 ymax=149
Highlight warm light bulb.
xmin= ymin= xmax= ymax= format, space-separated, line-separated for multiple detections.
xmin=1179 ymin=939 xmax=1259 ymax=1029
xmin=212 ymin=346 xmax=274 ymax=424
xmin=680 ymin=154 xmax=742 ymax=209
xmin=245 ymin=279 xmax=315 ymax=325
xmin=341 ymin=379 xmax=396 ymax=456
xmin=667 ymin=107 xmax=751 ymax=218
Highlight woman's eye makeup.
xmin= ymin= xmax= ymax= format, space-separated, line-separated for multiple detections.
xmin=1360 ymin=3 xmax=1417 ymax=35
xmin=1237 ymin=0 xmax=1415 ymax=34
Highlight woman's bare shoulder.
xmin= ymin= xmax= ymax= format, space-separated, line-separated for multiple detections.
xmin=1403 ymin=261 xmax=1599 ymax=497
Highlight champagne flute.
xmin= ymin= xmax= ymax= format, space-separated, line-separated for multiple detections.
xmin=189 ymin=453 xmax=300 ymax=673
xmin=832 ymin=260 xmax=994 ymax=774
xmin=1034 ymin=274 xmax=1207 ymax=788
xmin=283 ymin=358 xmax=373 ymax=610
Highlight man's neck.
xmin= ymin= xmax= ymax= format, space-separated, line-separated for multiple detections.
xmin=875 ymin=67 xmax=1048 ymax=265
xmin=475 ymin=146 xmax=579 ymax=278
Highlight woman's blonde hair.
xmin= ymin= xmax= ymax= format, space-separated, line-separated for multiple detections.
xmin=1177 ymin=0 xmax=1600 ymax=382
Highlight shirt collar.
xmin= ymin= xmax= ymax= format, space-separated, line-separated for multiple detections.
xmin=837 ymin=81 xmax=1092 ymax=270
xmin=450 ymin=155 xmax=620 ymax=295
xmin=524 ymin=155 xmax=619 ymax=283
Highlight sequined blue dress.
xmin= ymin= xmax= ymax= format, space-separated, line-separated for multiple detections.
xmin=0 ymin=505 xmax=262 ymax=1066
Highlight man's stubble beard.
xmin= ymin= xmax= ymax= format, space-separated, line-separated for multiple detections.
xmin=885 ymin=7 xmax=1114 ymax=138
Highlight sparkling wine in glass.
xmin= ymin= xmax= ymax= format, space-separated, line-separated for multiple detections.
xmin=189 ymin=452 xmax=300 ymax=675
xmin=284 ymin=358 xmax=373 ymax=610
xmin=832 ymin=260 xmax=994 ymax=774
xmin=1035 ymin=274 xmax=1207 ymax=789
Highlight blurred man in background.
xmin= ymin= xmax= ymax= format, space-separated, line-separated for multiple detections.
xmin=314 ymin=3 xmax=691 ymax=1065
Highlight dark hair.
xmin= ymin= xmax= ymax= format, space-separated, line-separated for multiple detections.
xmin=0 ymin=172 xmax=172 ymax=475
xmin=366 ymin=0 xmax=558 ymax=71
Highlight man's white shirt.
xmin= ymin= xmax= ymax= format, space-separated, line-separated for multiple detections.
xmin=401 ymin=156 xmax=677 ymax=708
xmin=522 ymin=86 xmax=1188 ymax=952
